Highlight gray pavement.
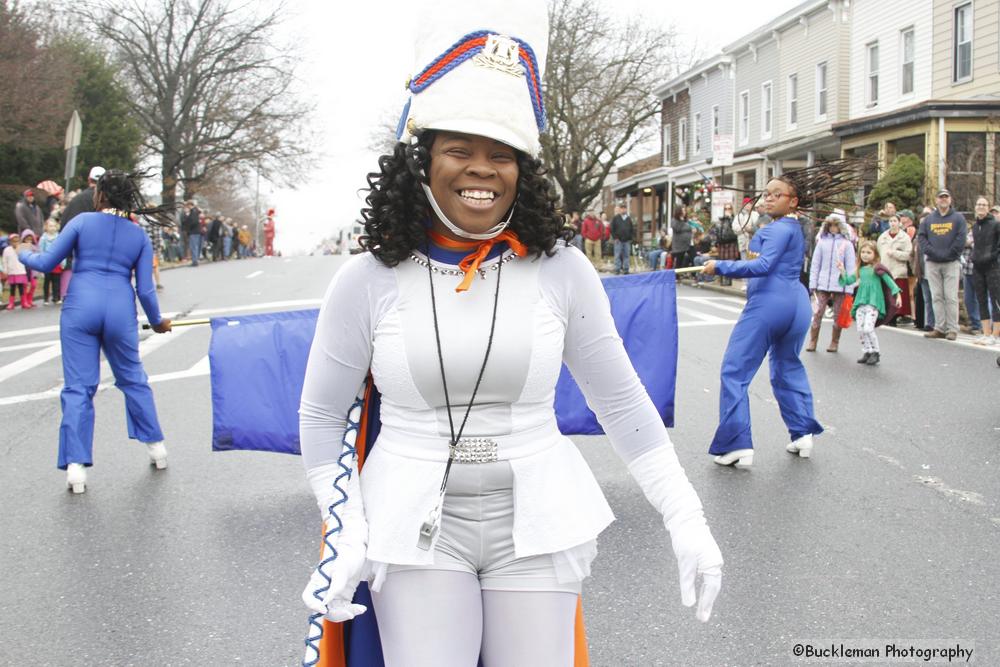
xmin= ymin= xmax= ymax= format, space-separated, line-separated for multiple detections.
xmin=0 ymin=255 xmax=996 ymax=666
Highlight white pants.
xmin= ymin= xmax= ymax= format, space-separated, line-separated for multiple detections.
xmin=371 ymin=461 xmax=583 ymax=666
xmin=856 ymin=304 xmax=879 ymax=353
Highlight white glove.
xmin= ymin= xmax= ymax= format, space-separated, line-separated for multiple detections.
xmin=302 ymin=460 xmax=368 ymax=621
xmin=627 ymin=445 xmax=724 ymax=622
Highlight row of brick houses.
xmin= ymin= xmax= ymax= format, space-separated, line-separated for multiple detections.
xmin=611 ymin=0 xmax=1000 ymax=247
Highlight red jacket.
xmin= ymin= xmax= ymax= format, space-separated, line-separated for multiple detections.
xmin=581 ymin=215 xmax=603 ymax=241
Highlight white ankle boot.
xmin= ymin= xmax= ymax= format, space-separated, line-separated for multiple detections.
xmin=66 ymin=463 xmax=87 ymax=494
xmin=146 ymin=442 xmax=168 ymax=469
xmin=713 ymin=448 xmax=754 ymax=468
xmin=786 ymin=434 xmax=814 ymax=458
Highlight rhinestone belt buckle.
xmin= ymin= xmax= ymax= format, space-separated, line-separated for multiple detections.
xmin=450 ymin=437 xmax=499 ymax=464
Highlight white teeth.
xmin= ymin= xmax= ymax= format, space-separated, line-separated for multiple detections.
xmin=460 ymin=190 xmax=496 ymax=201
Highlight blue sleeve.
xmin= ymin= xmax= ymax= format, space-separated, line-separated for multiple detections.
xmin=714 ymin=224 xmax=790 ymax=278
xmin=134 ymin=235 xmax=162 ymax=326
xmin=19 ymin=219 xmax=80 ymax=272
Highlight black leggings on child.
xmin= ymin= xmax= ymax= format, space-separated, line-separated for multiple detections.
xmin=44 ymin=272 xmax=61 ymax=302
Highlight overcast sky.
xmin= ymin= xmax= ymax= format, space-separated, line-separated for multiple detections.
xmin=271 ymin=0 xmax=805 ymax=253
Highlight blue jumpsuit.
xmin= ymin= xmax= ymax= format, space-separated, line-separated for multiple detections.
xmin=709 ymin=217 xmax=823 ymax=455
xmin=20 ymin=212 xmax=165 ymax=469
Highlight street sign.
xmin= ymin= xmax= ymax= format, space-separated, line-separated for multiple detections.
xmin=712 ymin=134 xmax=734 ymax=167
xmin=64 ymin=110 xmax=82 ymax=187
xmin=64 ymin=110 xmax=82 ymax=151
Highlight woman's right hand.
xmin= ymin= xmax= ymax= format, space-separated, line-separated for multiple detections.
xmin=835 ymin=260 xmax=844 ymax=272
xmin=152 ymin=318 xmax=172 ymax=333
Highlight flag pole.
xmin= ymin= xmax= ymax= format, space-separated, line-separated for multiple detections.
xmin=141 ymin=318 xmax=211 ymax=330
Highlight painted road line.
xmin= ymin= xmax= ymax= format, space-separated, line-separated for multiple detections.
xmin=0 ymin=340 xmax=61 ymax=354
xmin=246 ymin=270 xmax=264 ymax=279
xmin=0 ymin=343 xmax=62 ymax=384
xmin=676 ymin=306 xmax=732 ymax=324
xmin=677 ymin=296 xmax=746 ymax=314
xmin=0 ymin=324 xmax=60 ymax=341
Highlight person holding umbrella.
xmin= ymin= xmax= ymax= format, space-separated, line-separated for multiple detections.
xmin=18 ymin=170 xmax=172 ymax=494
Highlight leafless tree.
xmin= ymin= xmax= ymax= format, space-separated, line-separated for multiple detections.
xmin=543 ymin=0 xmax=685 ymax=213
xmin=0 ymin=1 xmax=78 ymax=148
xmin=367 ymin=106 xmax=403 ymax=158
xmin=73 ymin=0 xmax=313 ymax=209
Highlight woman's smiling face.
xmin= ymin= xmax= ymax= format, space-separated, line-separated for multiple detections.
xmin=427 ymin=131 xmax=519 ymax=238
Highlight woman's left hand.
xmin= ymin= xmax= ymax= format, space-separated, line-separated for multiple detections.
xmin=701 ymin=260 xmax=717 ymax=276
xmin=895 ymin=294 xmax=902 ymax=308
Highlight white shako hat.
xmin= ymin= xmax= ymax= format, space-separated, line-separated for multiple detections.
xmin=396 ymin=0 xmax=548 ymax=158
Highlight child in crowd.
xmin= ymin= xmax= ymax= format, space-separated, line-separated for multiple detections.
xmin=2 ymin=232 xmax=30 ymax=309
xmin=837 ymin=240 xmax=902 ymax=366
xmin=40 ymin=219 xmax=65 ymax=304
xmin=19 ymin=230 xmax=38 ymax=308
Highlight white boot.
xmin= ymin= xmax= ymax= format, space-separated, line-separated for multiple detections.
xmin=713 ymin=448 xmax=754 ymax=468
xmin=146 ymin=442 xmax=168 ymax=469
xmin=66 ymin=463 xmax=87 ymax=494
xmin=786 ymin=434 xmax=814 ymax=458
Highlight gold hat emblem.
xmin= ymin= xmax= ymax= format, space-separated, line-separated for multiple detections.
xmin=472 ymin=34 xmax=524 ymax=77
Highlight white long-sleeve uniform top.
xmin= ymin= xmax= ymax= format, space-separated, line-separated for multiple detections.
xmin=299 ymin=245 xmax=675 ymax=566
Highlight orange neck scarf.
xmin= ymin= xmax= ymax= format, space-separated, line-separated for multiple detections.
xmin=426 ymin=229 xmax=528 ymax=292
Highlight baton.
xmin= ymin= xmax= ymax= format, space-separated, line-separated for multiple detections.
xmin=672 ymin=266 xmax=706 ymax=274
xmin=141 ymin=318 xmax=211 ymax=330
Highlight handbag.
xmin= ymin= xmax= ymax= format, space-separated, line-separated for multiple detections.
xmin=836 ymin=293 xmax=855 ymax=329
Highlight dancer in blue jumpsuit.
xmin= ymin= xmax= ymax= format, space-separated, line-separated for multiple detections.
xmin=19 ymin=170 xmax=173 ymax=493
xmin=702 ymin=176 xmax=823 ymax=468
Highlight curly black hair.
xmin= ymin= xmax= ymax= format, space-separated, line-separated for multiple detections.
xmin=359 ymin=130 xmax=571 ymax=267
xmin=96 ymin=169 xmax=175 ymax=226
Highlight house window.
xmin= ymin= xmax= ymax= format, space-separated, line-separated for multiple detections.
xmin=954 ymin=3 xmax=972 ymax=82
xmin=693 ymin=113 xmax=702 ymax=154
xmin=900 ymin=28 xmax=915 ymax=95
xmin=662 ymin=124 xmax=671 ymax=166
xmin=711 ymin=105 xmax=720 ymax=137
xmin=678 ymin=117 xmax=687 ymax=161
xmin=946 ymin=132 xmax=986 ymax=214
xmin=739 ymin=90 xmax=749 ymax=145
xmin=866 ymin=42 xmax=879 ymax=106
xmin=760 ymin=81 xmax=772 ymax=139
xmin=787 ymin=74 xmax=798 ymax=128
xmin=816 ymin=62 xmax=828 ymax=119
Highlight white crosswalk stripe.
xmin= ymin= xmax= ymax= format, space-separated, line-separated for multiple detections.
xmin=0 ymin=295 xmax=739 ymax=406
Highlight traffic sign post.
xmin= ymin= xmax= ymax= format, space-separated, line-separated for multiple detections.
xmin=64 ymin=110 xmax=82 ymax=193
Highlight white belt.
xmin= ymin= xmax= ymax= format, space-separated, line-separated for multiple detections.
xmin=375 ymin=422 xmax=563 ymax=463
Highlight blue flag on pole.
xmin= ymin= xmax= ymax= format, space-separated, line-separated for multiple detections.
xmin=210 ymin=270 xmax=677 ymax=454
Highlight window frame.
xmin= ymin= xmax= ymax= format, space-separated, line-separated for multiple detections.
xmin=662 ymin=123 xmax=672 ymax=166
xmin=900 ymin=27 xmax=915 ymax=96
xmin=815 ymin=62 xmax=828 ymax=121
xmin=953 ymin=2 xmax=973 ymax=83
xmin=739 ymin=90 xmax=750 ymax=145
xmin=711 ymin=104 xmax=720 ymax=137
xmin=866 ymin=41 xmax=880 ymax=107
xmin=760 ymin=80 xmax=773 ymax=140
xmin=678 ymin=116 xmax=688 ymax=162
xmin=787 ymin=73 xmax=798 ymax=129
xmin=693 ymin=112 xmax=702 ymax=154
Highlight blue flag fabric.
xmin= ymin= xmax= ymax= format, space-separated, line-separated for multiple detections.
xmin=209 ymin=270 xmax=677 ymax=454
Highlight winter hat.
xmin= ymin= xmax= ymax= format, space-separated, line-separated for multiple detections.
xmin=23 ymin=188 xmax=34 ymax=197
xmin=88 ymin=166 xmax=106 ymax=182
xmin=396 ymin=0 xmax=548 ymax=157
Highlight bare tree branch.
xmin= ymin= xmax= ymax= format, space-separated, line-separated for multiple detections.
xmin=71 ymin=0 xmax=315 ymax=208
xmin=542 ymin=0 xmax=685 ymax=213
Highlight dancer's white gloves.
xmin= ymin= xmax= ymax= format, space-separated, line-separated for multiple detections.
xmin=302 ymin=461 xmax=368 ymax=621
xmin=628 ymin=446 xmax=724 ymax=622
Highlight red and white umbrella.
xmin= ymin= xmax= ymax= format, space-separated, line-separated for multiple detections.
xmin=36 ymin=180 xmax=64 ymax=197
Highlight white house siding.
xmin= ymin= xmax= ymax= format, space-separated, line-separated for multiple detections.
xmin=732 ymin=38 xmax=782 ymax=152
xmin=687 ymin=63 xmax=735 ymax=164
xmin=850 ymin=0 xmax=934 ymax=119
xmin=931 ymin=0 xmax=1000 ymax=99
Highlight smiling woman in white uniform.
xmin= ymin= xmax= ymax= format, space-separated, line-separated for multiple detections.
xmin=296 ymin=3 xmax=724 ymax=665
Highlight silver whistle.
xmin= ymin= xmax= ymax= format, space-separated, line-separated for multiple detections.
xmin=417 ymin=507 xmax=441 ymax=551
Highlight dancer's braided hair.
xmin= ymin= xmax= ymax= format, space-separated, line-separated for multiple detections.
xmin=96 ymin=170 xmax=175 ymax=226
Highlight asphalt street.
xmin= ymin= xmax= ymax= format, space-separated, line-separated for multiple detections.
xmin=0 ymin=254 xmax=996 ymax=666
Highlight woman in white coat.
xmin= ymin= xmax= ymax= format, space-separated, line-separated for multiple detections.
xmin=876 ymin=215 xmax=913 ymax=323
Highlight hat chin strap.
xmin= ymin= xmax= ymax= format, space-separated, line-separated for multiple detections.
xmin=421 ymin=183 xmax=515 ymax=241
